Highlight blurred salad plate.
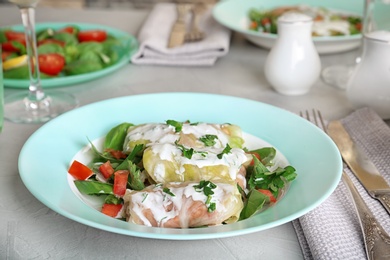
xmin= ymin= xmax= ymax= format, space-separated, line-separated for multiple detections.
xmin=1 ymin=22 xmax=138 ymax=88
xmin=212 ymin=0 xmax=364 ymax=54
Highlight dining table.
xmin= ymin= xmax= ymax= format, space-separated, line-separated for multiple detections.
xmin=0 ymin=4 xmax=382 ymax=260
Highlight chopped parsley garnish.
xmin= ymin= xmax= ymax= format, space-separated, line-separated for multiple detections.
xmin=199 ymin=134 xmax=218 ymax=147
xmin=163 ymin=187 xmax=175 ymax=197
xmin=142 ymin=193 xmax=148 ymax=202
xmin=175 ymin=140 xmax=208 ymax=159
xmin=166 ymin=120 xmax=183 ymax=132
xmin=217 ymin=144 xmax=232 ymax=159
xmin=194 ymin=180 xmax=217 ymax=212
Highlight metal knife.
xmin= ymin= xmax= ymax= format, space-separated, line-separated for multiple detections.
xmin=167 ymin=4 xmax=191 ymax=48
xmin=328 ymin=120 xmax=390 ymax=215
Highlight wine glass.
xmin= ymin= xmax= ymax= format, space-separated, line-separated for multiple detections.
xmin=4 ymin=0 xmax=78 ymax=123
xmin=321 ymin=0 xmax=375 ymax=90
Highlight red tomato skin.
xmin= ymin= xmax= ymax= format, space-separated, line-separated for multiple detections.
xmin=59 ymin=26 xmax=75 ymax=34
xmin=78 ymin=30 xmax=107 ymax=42
xmin=99 ymin=161 xmax=115 ymax=179
xmin=38 ymin=39 xmax=65 ymax=47
xmin=258 ymin=189 xmax=277 ymax=203
xmin=106 ymin=148 xmax=127 ymax=159
xmin=249 ymin=152 xmax=261 ymax=166
xmin=38 ymin=53 xmax=65 ymax=76
xmin=68 ymin=160 xmax=93 ymax=180
xmin=113 ymin=170 xmax=129 ymax=196
xmin=2 ymin=40 xmax=25 ymax=52
xmin=101 ymin=204 xmax=123 ymax=217
xmin=2 ymin=51 xmax=14 ymax=61
xmin=5 ymin=31 xmax=26 ymax=41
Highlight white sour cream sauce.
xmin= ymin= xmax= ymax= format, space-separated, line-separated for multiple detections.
xmin=130 ymin=182 xmax=235 ymax=227
xmin=126 ymin=123 xmax=250 ymax=181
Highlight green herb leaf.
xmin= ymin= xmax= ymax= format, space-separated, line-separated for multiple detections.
xmin=74 ymin=180 xmax=113 ymax=195
xmin=163 ymin=187 xmax=175 ymax=197
xmin=217 ymin=144 xmax=232 ymax=159
xmin=166 ymin=120 xmax=183 ymax=132
xmin=104 ymin=194 xmax=123 ymax=205
xmin=239 ymin=189 xmax=269 ymax=220
xmin=199 ymin=134 xmax=218 ymax=147
xmin=249 ymin=147 xmax=276 ymax=166
xmin=104 ymin=122 xmax=134 ymax=151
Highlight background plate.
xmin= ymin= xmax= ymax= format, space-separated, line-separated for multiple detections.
xmin=213 ymin=0 xmax=364 ymax=54
xmin=3 ymin=22 xmax=138 ymax=89
xmin=18 ymin=93 xmax=343 ymax=240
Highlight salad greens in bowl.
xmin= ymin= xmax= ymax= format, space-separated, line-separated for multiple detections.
xmin=1 ymin=22 xmax=138 ymax=88
xmin=212 ymin=0 xmax=364 ymax=54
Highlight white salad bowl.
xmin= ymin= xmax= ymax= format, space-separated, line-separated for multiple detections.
xmin=212 ymin=0 xmax=364 ymax=54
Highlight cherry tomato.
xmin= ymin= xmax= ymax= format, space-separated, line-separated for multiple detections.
xmin=38 ymin=39 xmax=65 ymax=47
xmin=1 ymin=40 xmax=25 ymax=52
xmin=2 ymin=51 xmax=14 ymax=62
xmin=38 ymin=53 xmax=65 ymax=76
xmin=59 ymin=26 xmax=74 ymax=34
xmin=78 ymin=30 xmax=107 ymax=42
xmin=5 ymin=30 xmax=26 ymax=42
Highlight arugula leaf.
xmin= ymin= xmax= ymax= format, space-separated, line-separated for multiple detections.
xmin=127 ymin=160 xmax=145 ymax=191
xmin=104 ymin=194 xmax=123 ymax=205
xmin=104 ymin=122 xmax=133 ymax=151
xmin=248 ymin=156 xmax=297 ymax=198
xmin=249 ymin=147 xmax=276 ymax=166
xmin=74 ymin=180 xmax=113 ymax=195
xmin=239 ymin=189 xmax=269 ymax=220
xmin=166 ymin=120 xmax=183 ymax=132
xmin=199 ymin=134 xmax=218 ymax=147
xmin=217 ymin=144 xmax=232 ymax=159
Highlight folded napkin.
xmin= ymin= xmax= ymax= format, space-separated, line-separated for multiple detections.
xmin=131 ymin=3 xmax=231 ymax=66
xmin=293 ymin=107 xmax=390 ymax=260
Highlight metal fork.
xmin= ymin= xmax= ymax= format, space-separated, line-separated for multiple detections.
xmin=301 ymin=109 xmax=390 ymax=260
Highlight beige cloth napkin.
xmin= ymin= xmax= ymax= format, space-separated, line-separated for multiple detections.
xmin=292 ymin=107 xmax=390 ymax=259
xmin=131 ymin=3 xmax=231 ymax=66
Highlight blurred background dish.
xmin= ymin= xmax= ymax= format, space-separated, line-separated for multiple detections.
xmin=2 ymin=22 xmax=138 ymax=88
xmin=212 ymin=0 xmax=364 ymax=54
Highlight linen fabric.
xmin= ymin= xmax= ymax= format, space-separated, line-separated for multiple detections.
xmin=293 ymin=107 xmax=390 ymax=260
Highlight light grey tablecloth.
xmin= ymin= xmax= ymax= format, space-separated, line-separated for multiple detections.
xmin=293 ymin=107 xmax=390 ymax=259
xmin=131 ymin=3 xmax=231 ymax=66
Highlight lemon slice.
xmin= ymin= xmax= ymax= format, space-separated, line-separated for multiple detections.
xmin=3 ymin=55 xmax=28 ymax=70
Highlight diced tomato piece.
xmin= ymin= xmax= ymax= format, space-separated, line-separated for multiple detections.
xmin=249 ymin=152 xmax=261 ymax=166
xmin=78 ymin=30 xmax=107 ymax=42
xmin=5 ymin=31 xmax=26 ymax=42
xmin=38 ymin=39 xmax=65 ymax=47
xmin=38 ymin=53 xmax=65 ymax=76
xmin=99 ymin=161 xmax=115 ymax=179
xmin=113 ymin=170 xmax=129 ymax=196
xmin=258 ymin=189 xmax=277 ymax=203
xmin=101 ymin=203 xmax=123 ymax=217
xmin=106 ymin=148 xmax=127 ymax=159
xmin=68 ymin=160 xmax=94 ymax=180
xmin=356 ymin=23 xmax=362 ymax=32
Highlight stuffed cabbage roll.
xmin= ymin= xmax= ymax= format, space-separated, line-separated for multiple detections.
xmin=123 ymin=122 xmax=251 ymax=185
xmin=123 ymin=180 xmax=243 ymax=228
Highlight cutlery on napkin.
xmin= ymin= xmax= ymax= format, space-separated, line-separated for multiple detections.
xmin=131 ymin=3 xmax=231 ymax=66
xmin=293 ymin=107 xmax=390 ymax=260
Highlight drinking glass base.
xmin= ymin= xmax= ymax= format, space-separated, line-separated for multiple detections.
xmin=321 ymin=65 xmax=355 ymax=90
xmin=4 ymin=91 xmax=78 ymax=123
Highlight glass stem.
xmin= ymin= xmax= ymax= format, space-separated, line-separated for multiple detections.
xmin=19 ymin=6 xmax=45 ymax=102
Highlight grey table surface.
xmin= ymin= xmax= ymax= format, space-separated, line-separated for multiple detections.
xmin=0 ymin=4 xmax=362 ymax=260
